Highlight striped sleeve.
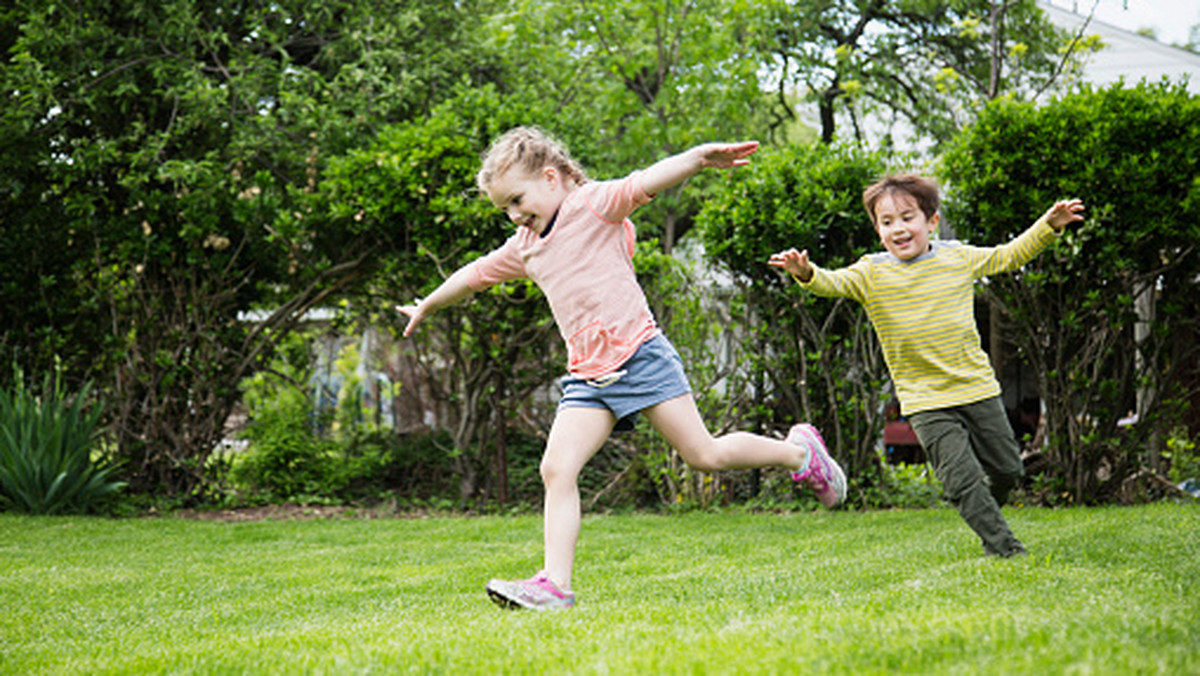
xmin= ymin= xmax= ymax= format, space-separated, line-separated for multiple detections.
xmin=965 ymin=217 xmax=1060 ymax=279
xmin=799 ymin=256 xmax=873 ymax=304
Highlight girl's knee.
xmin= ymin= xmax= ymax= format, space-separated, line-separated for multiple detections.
xmin=540 ymin=455 xmax=580 ymax=487
xmin=678 ymin=439 xmax=725 ymax=472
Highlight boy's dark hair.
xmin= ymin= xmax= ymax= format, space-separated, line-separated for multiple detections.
xmin=862 ymin=174 xmax=940 ymax=224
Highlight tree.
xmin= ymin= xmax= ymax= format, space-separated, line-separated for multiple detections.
xmin=940 ymin=80 xmax=1200 ymax=503
xmin=759 ymin=0 xmax=1091 ymax=147
xmin=0 ymin=0 xmax=503 ymax=495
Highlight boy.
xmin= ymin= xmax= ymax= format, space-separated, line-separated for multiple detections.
xmin=769 ymin=174 xmax=1083 ymax=557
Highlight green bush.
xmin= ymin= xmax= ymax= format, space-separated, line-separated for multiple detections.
xmin=229 ymin=334 xmax=466 ymax=506
xmin=940 ymin=80 xmax=1200 ymax=502
xmin=697 ymin=142 xmax=899 ymax=492
xmin=1164 ymin=427 xmax=1200 ymax=486
xmin=0 ymin=368 xmax=125 ymax=514
xmin=854 ymin=460 xmax=944 ymax=510
xmin=230 ymin=401 xmax=342 ymax=501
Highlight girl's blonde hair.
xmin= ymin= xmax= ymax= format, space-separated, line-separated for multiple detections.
xmin=476 ymin=126 xmax=588 ymax=193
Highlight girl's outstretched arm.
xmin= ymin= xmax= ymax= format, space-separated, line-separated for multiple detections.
xmin=640 ymin=141 xmax=759 ymax=197
xmin=397 ymin=264 xmax=476 ymax=337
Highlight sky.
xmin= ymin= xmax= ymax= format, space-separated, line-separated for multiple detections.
xmin=1044 ymin=0 xmax=1200 ymax=47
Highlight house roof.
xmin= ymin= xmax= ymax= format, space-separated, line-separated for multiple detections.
xmin=1040 ymin=1 xmax=1200 ymax=93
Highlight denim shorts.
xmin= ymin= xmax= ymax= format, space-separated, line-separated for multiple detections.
xmin=557 ymin=334 xmax=692 ymax=432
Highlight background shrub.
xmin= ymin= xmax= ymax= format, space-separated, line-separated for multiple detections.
xmin=940 ymin=80 xmax=1200 ymax=503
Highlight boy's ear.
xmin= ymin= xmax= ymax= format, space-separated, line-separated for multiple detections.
xmin=542 ymin=166 xmax=560 ymax=184
xmin=929 ymin=212 xmax=941 ymax=230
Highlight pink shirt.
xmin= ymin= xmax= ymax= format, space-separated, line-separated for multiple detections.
xmin=468 ymin=171 xmax=660 ymax=378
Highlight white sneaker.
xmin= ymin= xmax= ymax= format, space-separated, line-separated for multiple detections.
xmin=486 ymin=571 xmax=575 ymax=610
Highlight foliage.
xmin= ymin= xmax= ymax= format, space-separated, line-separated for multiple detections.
xmin=1164 ymin=427 xmax=1200 ymax=485
xmin=4 ymin=0 xmax=1194 ymax=511
xmin=850 ymin=459 xmax=945 ymax=510
xmin=940 ymin=80 xmax=1200 ymax=503
xmin=0 ymin=0 xmax=505 ymax=496
xmin=232 ymin=391 xmax=342 ymax=501
xmin=0 ymin=367 xmax=124 ymax=514
xmin=230 ymin=332 xmax=464 ymax=504
xmin=757 ymin=0 xmax=1093 ymax=147
xmin=3 ymin=506 xmax=1199 ymax=672
xmin=697 ymin=143 xmax=898 ymax=487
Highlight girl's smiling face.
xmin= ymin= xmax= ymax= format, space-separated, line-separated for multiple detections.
xmin=873 ymin=191 xmax=940 ymax=260
xmin=486 ymin=166 xmax=570 ymax=236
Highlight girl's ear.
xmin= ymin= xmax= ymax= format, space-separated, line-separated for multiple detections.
xmin=542 ymin=165 xmax=559 ymax=184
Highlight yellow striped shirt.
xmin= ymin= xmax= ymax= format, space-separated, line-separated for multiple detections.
xmin=800 ymin=217 xmax=1059 ymax=415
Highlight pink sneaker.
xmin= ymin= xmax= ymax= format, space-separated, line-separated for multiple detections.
xmin=787 ymin=423 xmax=846 ymax=507
xmin=486 ymin=571 xmax=575 ymax=610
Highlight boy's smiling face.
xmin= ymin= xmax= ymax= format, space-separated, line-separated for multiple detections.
xmin=873 ymin=191 xmax=940 ymax=261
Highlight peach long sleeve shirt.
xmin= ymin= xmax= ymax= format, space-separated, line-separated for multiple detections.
xmin=468 ymin=171 xmax=660 ymax=379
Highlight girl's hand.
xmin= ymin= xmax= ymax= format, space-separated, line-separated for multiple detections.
xmin=397 ymin=301 xmax=426 ymax=338
xmin=642 ymin=141 xmax=759 ymax=196
xmin=768 ymin=248 xmax=814 ymax=282
xmin=1044 ymin=198 xmax=1085 ymax=232
xmin=697 ymin=141 xmax=760 ymax=169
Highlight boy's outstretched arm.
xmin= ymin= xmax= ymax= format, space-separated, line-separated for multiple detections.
xmin=1043 ymin=198 xmax=1085 ymax=232
xmin=768 ymin=248 xmax=814 ymax=283
xmin=640 ymin=141 xmax=759 ymax=197
xmin=397 ymin=264 xmax=476 ymax=337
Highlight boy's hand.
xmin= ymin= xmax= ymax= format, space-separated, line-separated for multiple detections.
xmin=768 ymin=248 xmax=814 ymax=283
xmin=397 ymin=301 xmax=426 ymax=338
xmin=697 ymin=141 xmax=760 ymax=169
xmin=1045 ymin=198 xmax=1085 ymax=232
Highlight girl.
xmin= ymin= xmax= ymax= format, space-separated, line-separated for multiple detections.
xmin=399 ymin=126 xmax=845 ymax=610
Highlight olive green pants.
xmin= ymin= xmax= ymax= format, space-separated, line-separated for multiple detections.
xmin=908 ymin=396 xmax=1026 ymax=557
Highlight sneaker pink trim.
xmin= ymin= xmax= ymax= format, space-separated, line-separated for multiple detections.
xmin=486 ymin=570 xmax=576 ymax=610
xmin=786 ymin=423 xmax=847 ymax=507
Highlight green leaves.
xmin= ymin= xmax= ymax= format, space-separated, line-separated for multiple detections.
xmin=2 ymin=0 xmax=512 ymax=496
xmin=763 ymin=0 xmax=1080 ymax=145
xmin=940 ymin=80 xmax=1200 ymax=502
xmin=488 ymin=0 xmax=770 ymax=249
xmin=0 ymin=368 xmax=124 ymax=515
xmin=698 ymin=142 xmax=893 ymax=280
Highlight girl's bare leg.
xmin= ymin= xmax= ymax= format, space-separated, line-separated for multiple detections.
xmin=540 ymin=406 xmax=616 ymax=590
xmin=643 ymin=393 xmax=807 ymax=472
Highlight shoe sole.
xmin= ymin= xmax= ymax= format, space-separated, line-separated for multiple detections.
xmin=486 ymin=586 xmax=524 ymax=610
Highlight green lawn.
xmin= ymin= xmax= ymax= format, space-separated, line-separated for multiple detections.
xmin=2 ymin=503 xmax=1197 ymax=674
